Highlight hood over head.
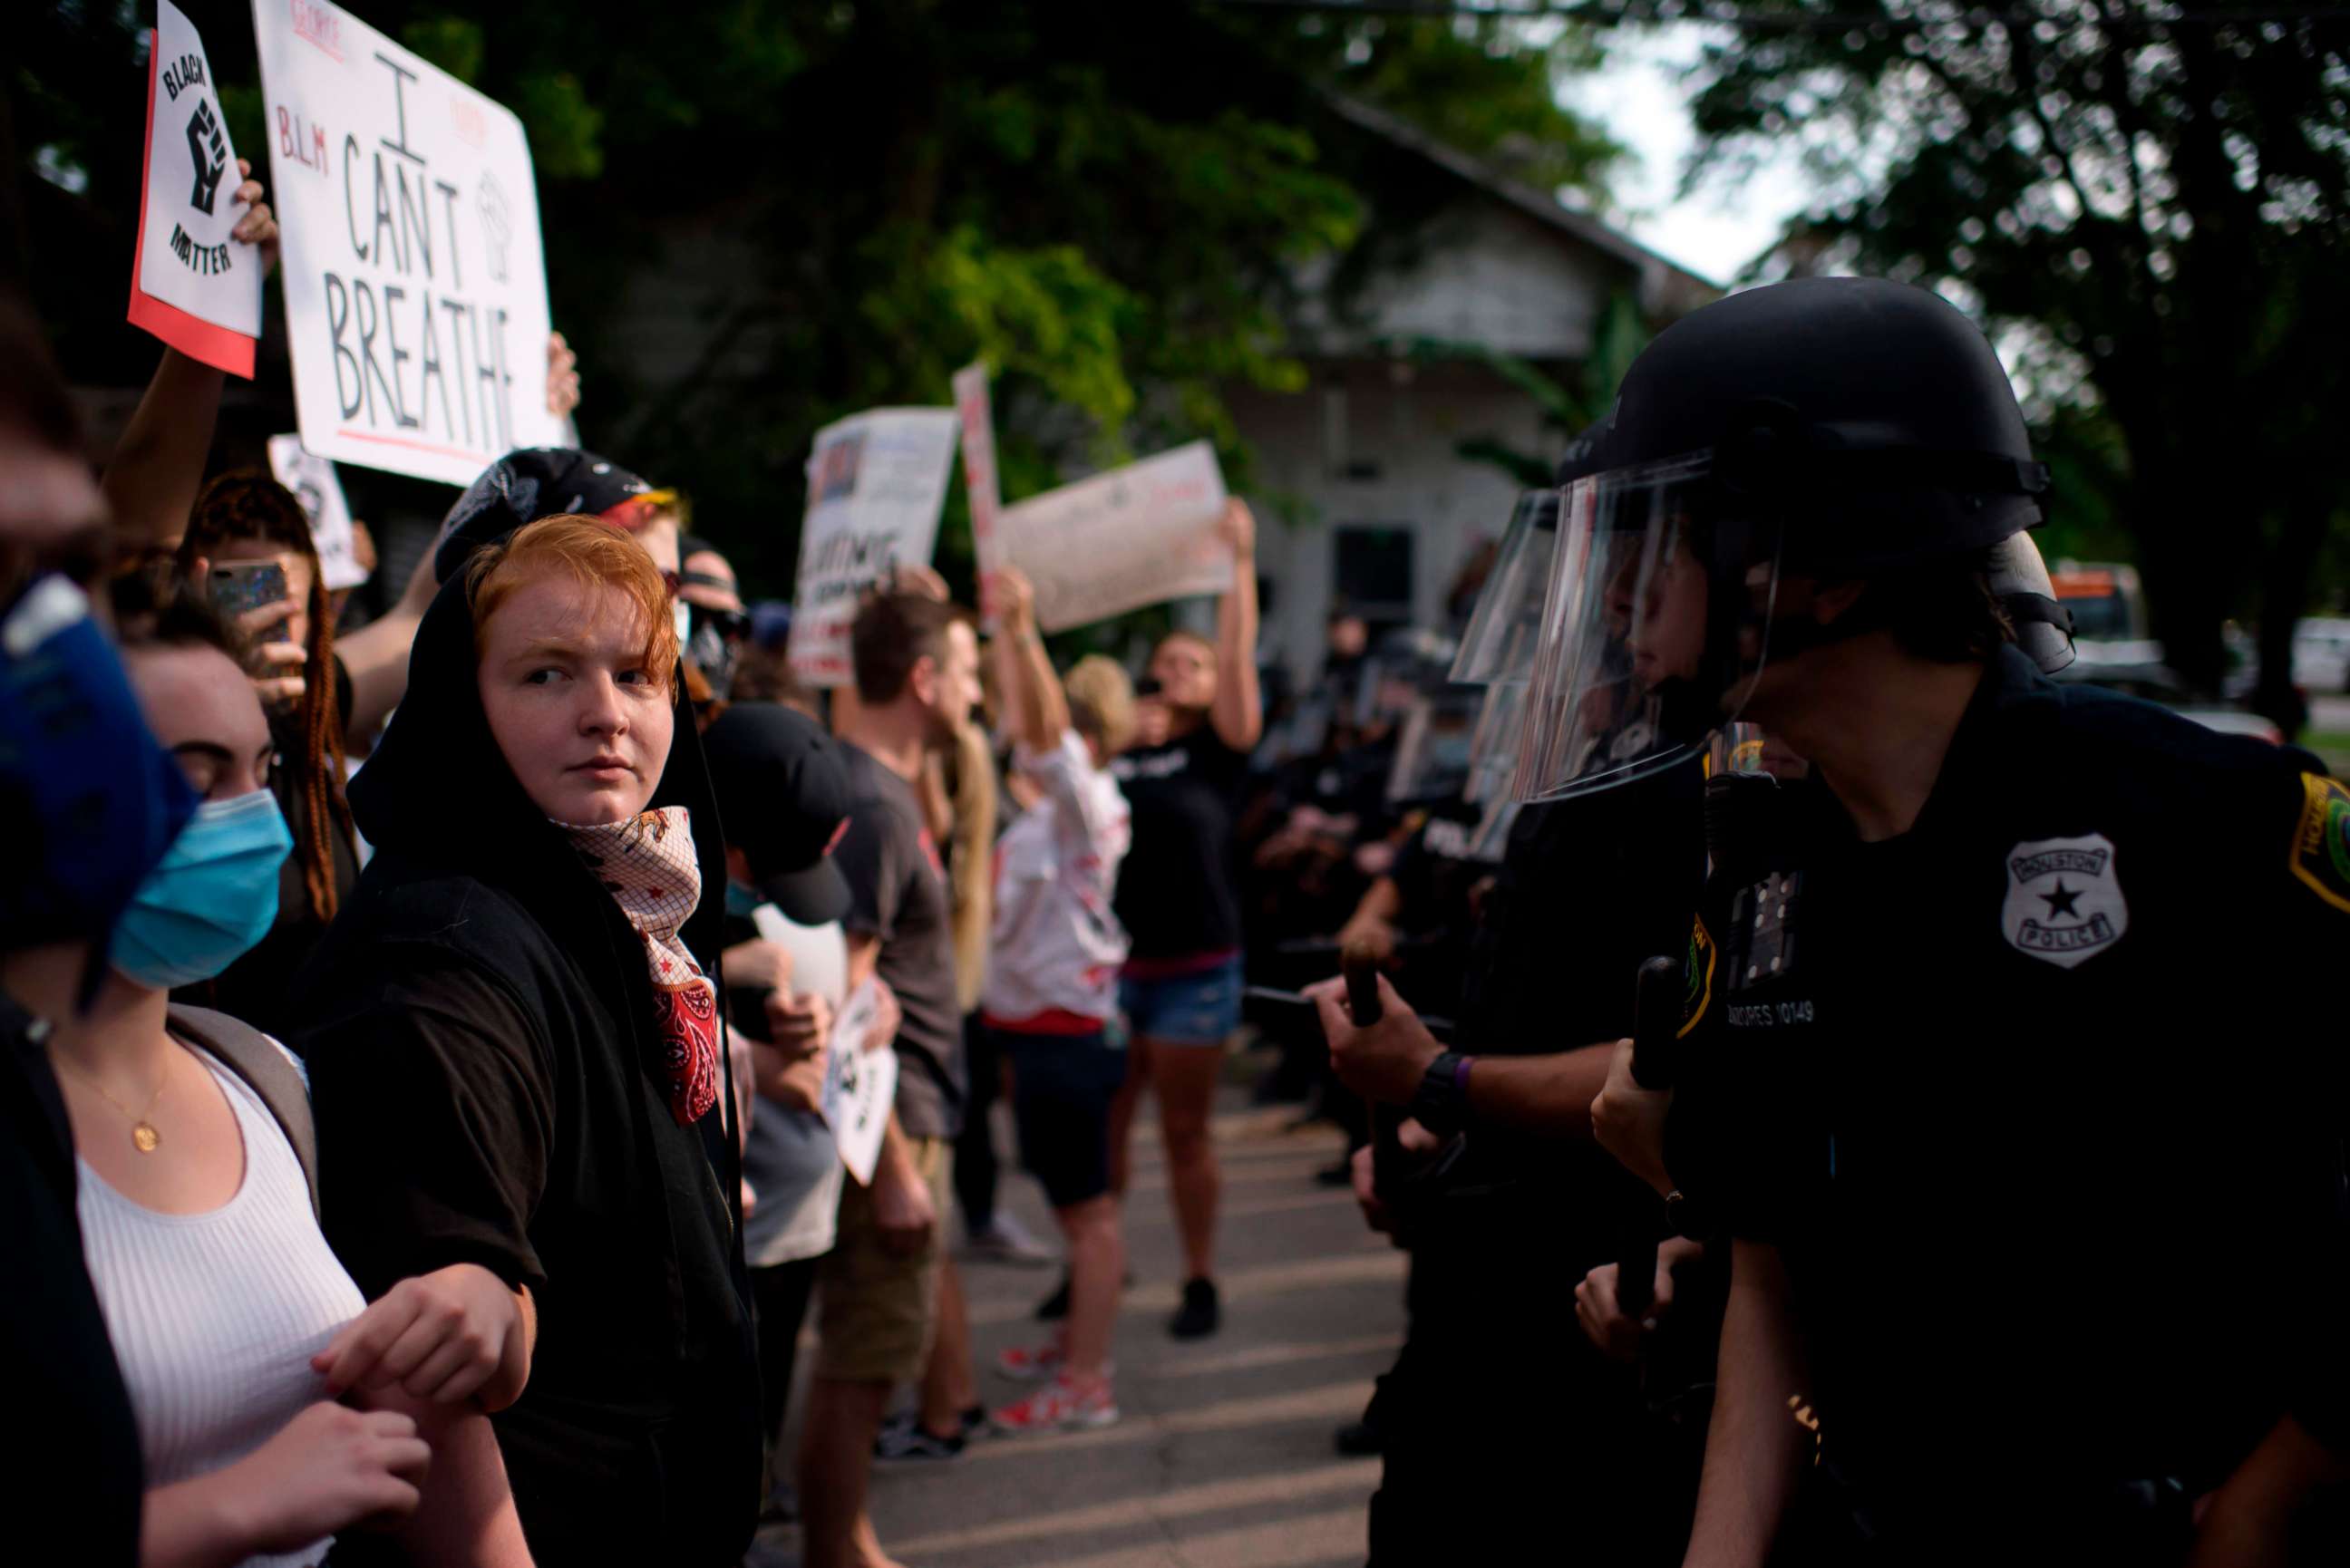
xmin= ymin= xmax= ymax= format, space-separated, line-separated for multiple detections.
xmin=352 ymin=519 xmax=729 ymax=972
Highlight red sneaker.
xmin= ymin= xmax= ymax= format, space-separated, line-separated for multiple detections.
xmin=994 ymin=1337 xmax=1064 ymax=1382
xmin=990 ymin=1373 xmax=1119 ymax=1434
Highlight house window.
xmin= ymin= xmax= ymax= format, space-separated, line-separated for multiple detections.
xmin=1321 ymin=387 xmax=1383 ymax=482
xmin=1334 ymin=525 xmax=1413 ymax=631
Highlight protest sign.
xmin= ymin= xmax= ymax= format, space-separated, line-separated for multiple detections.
xmin=786 ymin=408 xmax=961 ymax=687
xmin=266 ymin=434 xmax=368 ymax=590
xmin=951 ymin=362 xmax=1002 ymax=616
xmin=993 ymin=441 xmax=1235 ymax=633
xmin=821 ymin=979 xmax=898 ymax=1186
xmin=129 ymin=0 xmax=262 ymax=377
xmin=251 ymin=0 xmax=565 ymax=485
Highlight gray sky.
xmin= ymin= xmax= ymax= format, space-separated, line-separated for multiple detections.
xmin=1555 ymin=24 xmax=1814 ymax=286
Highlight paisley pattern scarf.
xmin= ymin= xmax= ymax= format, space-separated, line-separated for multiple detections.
xmin=556 ymin=806 xmax=720 ymax=1126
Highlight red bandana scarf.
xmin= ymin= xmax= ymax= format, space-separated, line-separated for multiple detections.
xmin=558 ymin=807 xmax=720 ymax=1126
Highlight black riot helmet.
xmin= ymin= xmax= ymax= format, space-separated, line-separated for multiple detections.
xmin=1512 ymin=278 xmax=2071 ymax=802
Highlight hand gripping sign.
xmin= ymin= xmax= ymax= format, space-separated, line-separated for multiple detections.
xmin=821 ymin=979 xmax=898 ymax=1186
xmin=130 ymin=1 xmax=264 ymax=376
xmin=251 ymin=0 xmax=566 ymax=484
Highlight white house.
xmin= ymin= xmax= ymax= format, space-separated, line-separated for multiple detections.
xmin=1228 ymin=96 xmax=1715 ymax=681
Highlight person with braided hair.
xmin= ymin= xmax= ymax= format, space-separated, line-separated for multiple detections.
xmin=172 ymin=471 xmax=360 ymax=1033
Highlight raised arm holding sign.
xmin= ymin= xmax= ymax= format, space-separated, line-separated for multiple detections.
xmin=252 ymin=0 xmax=566 ymax=484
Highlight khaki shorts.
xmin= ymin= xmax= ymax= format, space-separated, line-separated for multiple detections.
xmin=815 ymin=1135 xmax=952 ymax=1383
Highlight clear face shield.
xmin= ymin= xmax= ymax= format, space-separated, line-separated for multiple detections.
xmin=1510 ymin=454 xmax=1782 ymax=803
xmin=1383 ymin=689 xmax=1483 ymax=806
xmin=1450 ymin=490 xmax=1560 ymax=686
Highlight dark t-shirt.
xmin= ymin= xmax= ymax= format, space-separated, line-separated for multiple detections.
xmin=835 ymin=743 xmax=965 ymax=1140
xmin=1666 ymin=649 xmax=2350 ymax=1520
xmin=1111 ymin=725 xmax=1251 ymax=961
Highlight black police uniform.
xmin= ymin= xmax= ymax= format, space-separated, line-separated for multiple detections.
xmin=1666 ymin=646 xmax=2350 ymax=1560
xmin=1369 ymin=759 xmax=1706 ymax=1565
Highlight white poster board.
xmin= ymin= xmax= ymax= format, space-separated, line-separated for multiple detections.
xmin=821 ymin=979 xmax=898 ymax=1186
xmin=951 ymin=362 xmax=1002 ymax=617
xmin=267 ymin=434 xmax=368 ymax=590
xmin=785 ymin=408 xmax=961 ymax=687
xmin=129 ymin=0 xmax=262 ymax=377
xmin=993 ymin=441 xmax=1234 ymax=633
xmin=251 ymin=0 xmax=565 ymax=484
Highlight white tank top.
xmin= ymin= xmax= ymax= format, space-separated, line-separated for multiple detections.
xmin=76 ymin=1042 xmax=368 ymax=1568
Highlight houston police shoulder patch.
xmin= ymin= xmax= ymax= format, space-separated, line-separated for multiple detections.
xmin=2288 ymin=771 xmax=2350 ymax=915
xmin=2002 ymin=833 xmax=2128 ymax=969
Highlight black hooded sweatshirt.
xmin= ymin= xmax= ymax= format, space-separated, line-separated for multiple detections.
xmin=281 ymin=564 xmax=759 ymax=1566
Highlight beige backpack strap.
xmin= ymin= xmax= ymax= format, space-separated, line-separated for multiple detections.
xmin=166 ymin=1004 xmax=319 ymax=1222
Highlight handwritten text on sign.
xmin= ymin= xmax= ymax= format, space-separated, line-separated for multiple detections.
xmin=993 ymin=441 xmax=1234 ymax=633
xmin=252 ymin=0 xmax=564 ymax=485
xmin=787 ymin=408 xmax=960 ymax=688
xmin=821 ymin=980 xmax=898 ymax=1186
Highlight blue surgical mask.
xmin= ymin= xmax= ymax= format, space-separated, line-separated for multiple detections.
xmin=1 ymin=576 xmax=197 ymax=954
xmin=110 ymin=789 xmax=295 ymax=990
xmin=725 ymin=879 xmax=761 ymax=919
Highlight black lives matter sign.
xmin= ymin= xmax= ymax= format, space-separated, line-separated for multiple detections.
xmin=129 ymin=0 xmax=259 ymax=375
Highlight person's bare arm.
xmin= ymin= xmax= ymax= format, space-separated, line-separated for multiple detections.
xmin=1311 ymin=972 xmax=1614 ymax=1137
xmin=991 ymin=567 xmax=1067 ymax=753
xmin=360 ymin=1390 xmax=535 ymax=1568
xmin=1683 ymin=1240 xmax=1809 ymax=1568
xmin=2185 ymin=1414 xmax=2349 ymax=1567
xmin=1335 ymin=876 xmax=1405 ymax=963
xmin=1209 ymin=500 xmax=1263 ymax=752
xmin=102 ymin=161 xmax=275 ymax=555
xmin=101 ymin=349 xmax=224 ymax=557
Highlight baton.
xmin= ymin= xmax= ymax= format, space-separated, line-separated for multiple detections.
xmin=1343 ymin=941 xmax=1413 ymax=1205
xmin=1615 ymin=954 xmax=1684 ymax=1317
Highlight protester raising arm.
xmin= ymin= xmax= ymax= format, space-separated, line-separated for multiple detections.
xmin=1209 ymin=499 xmax=1263 ymax=753
xmin=991 ymin=567 xmax=1069 ymax=753
xmin=100 ymin=162 xmax=274 ymax=554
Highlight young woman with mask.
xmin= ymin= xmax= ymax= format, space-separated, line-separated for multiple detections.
xmin=284 ymin=515 xmax=762 ymax=1565
xmin=2 ymin=584 xmax=530 ymax=1568
xmin=1105 ymin=500 xmax=1262 ymax=1340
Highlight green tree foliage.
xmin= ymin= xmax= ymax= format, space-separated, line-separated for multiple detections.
xmin=10 ymin=0 xmax=1619 ymax=604
xmin=1678 ymin=0 xmax=2350 ymax=713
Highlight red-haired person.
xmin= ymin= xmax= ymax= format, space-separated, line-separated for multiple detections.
xmin=284 ymin=517 xmax=761 ymax=1564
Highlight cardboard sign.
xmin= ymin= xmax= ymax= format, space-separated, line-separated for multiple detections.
xmin=785 ymin=408 xmax=961 ymax=687
xmin=821 ymin=979 xmax=898 ymax=1186
xmin=951 ymin=362 xmax=1002 ymax=616
xmin=129 ymin=0 xmax=263 ymax=376
xmin=251 ymin=0 xmax=566 ymax=484
xmin=266 ymin=434 xmax=368 ymax=590
xmin=993 ymin=441 xmax=1234 ymax=633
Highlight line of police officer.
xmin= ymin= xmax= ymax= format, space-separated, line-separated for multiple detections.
xmin=1316 ymin=277 xmax=2350 ymax=1566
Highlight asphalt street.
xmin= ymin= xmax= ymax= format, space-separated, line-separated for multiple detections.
xmin=759 ymin=1083 xmax=1403 ymax=1568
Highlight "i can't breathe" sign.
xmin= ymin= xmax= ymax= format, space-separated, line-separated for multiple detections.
xmin=251 ymin=0 xmax=566 ymax=485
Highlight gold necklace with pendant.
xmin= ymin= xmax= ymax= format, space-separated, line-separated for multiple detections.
xmin=58 ymin=1055 xmax=171 ymax=1153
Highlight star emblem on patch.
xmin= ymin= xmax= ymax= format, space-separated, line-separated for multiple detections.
xmin=2002 ymin=833 xmax=2128 ymax=969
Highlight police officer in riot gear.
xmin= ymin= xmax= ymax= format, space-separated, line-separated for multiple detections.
xmin=1549 ymin=276 xmax=2350 ymax=1564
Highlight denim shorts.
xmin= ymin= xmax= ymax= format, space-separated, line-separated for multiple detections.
xmin=1119 ymin=953 xmax=1243 ymax=1047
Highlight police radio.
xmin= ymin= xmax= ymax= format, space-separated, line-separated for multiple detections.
xmin=1615 ymin=954 xmax=1684 ymax=1317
